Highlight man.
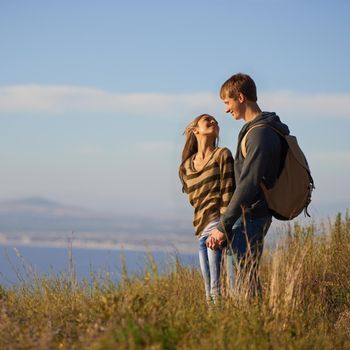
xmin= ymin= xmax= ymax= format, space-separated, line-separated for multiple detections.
xmin=207 ymin=73 xmax=289 ymax=296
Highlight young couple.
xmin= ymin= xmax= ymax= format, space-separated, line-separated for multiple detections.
xmin=179 ymin=73 xmax=289 ymax=302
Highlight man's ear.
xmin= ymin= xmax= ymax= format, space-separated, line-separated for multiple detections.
xmin=238 ymin=92 xmax=246 ymax=103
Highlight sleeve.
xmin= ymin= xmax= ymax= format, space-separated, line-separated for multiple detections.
xmin=218 ymin=148 xmax=235 ymax=213
xmin=181 ymin=159 xmax=190 ymax=194
xmin=217 ymin=128 xmax=277 ymax=233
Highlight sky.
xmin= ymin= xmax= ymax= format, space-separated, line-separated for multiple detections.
xmin=0 ymin=0 xmax=349 ymax=222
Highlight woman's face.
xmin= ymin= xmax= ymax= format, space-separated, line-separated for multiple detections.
xmin=195 ymin=116 xmax=219 ymax=137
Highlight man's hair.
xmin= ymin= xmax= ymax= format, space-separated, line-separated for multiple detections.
xmin=220 ymin=73 xmax=257 ymax=102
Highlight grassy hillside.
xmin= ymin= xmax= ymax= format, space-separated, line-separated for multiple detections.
xmin=1 ymin=213 xmax=350 ymax=349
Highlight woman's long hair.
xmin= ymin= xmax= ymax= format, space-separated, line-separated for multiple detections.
xmin=178 ymin=114 xmax=218 ymax=193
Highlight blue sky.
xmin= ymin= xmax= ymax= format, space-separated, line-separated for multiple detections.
xmin=1 ymin=0 xmax=349 ymax=221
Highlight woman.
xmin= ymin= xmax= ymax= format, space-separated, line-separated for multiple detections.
xmin=179 ymin=114 xmax=234 ymax=303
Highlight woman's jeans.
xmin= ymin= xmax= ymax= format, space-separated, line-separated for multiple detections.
xmin=226 ymin=214 xmax=272 ymax=297
xmin=198 ymin=218 xmax=222 ymax=302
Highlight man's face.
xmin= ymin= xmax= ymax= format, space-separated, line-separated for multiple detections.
xmin=222 ymin=94 xmax=244 ymax=121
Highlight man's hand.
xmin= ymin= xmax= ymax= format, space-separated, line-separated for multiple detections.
xmin=206 ymin=228 xmax=225 ymax=250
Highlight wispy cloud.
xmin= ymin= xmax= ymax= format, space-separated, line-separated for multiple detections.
xmin=307 ymin=151 xmax=350 ymax=204
xmin=309 ymin=151 xmax=350 ymax=166
xmin=135 ymin=141 xmax=178 ymax=153
xmin=0 ymin=85 xmax=218 ymax=117
xmin=261 ymin=91 xmax=350 ymax=118
xmin=1 ymin=84 xmax=350 ymax=118
xmin=75 ymin=144 xmax=104 ymax=157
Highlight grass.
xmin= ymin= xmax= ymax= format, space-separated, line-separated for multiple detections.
xmin=1 ymin=212 xmax=350 ymax=349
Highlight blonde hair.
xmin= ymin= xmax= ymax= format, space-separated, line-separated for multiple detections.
xmin=178 ymin=114 xmax=218 ymax=193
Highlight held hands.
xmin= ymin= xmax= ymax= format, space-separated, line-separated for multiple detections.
xmin=206 ymin=228 xmax=226 ymax=250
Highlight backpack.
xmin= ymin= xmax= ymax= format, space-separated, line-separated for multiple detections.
xmin=241 ymin=124 xmax=315 ymax=220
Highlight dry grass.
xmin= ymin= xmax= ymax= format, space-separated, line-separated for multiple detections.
xmin=1 ymin=212 xmax=350 ymax=349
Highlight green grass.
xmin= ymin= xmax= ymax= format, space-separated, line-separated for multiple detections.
xmin=1 ymin=212 xmax=350 ymax=349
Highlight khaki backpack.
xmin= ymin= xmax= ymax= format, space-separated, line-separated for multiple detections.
xmin=241 ymin=124 xmax=315 ymax=220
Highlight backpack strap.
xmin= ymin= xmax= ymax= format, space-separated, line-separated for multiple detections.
xmin=241 ymin=124 xmax=284 ymax=158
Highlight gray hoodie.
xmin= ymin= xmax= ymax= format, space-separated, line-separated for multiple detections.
xmin=217 ymin=112 xmax=290 ymax=234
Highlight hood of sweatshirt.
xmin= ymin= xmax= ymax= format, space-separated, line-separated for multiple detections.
xmin=240 ymin=111 xmax=290 ymax=137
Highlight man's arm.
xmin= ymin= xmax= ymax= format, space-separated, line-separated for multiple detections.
xmin=216 ymin=128 xmax=276 ymax=234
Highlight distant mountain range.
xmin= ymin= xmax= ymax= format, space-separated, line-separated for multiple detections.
xmin=0 ymin=197 xmax=189 ymax=234
xmin=0 ymin=197 xmax=196 ymax=253
xmin=1 ymin=196 xmax=322 ymax=253
xmin=0 ymin=196 xmax=117 ymax=233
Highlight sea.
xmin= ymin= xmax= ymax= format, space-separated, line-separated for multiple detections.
xmin=0 ymin=245 xmax=198 ymax=287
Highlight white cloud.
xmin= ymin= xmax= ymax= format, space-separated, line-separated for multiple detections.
xmin=135 ymin=141 xmax=178 ymax=152
xmin=0 ymin=84 xmax=350 ymax=118
xmin=260 ymin=91 xmax=350 ymax=118
xmin=307 ymin=150 xmax=350 ymax=204
xmin=75 ymin=144 xmax=104 ymax=157
xmin=308 ymin=150 xmax=350 ymax=166
xmin=0 ymin=85 xmax=218 ymax=117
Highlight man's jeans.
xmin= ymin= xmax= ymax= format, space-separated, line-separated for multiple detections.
xmin=226 ymin=215 xmax=272 ymax=297
xmin=198 ymin=219 xmax=222 ymax=302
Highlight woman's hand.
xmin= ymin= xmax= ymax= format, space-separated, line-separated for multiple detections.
xmin=206 ymin=229 xmax=225 ymax=250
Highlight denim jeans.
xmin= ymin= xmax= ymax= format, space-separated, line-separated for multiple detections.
xmin=198 ymin=219 xmax=222 ymax=302
xmin=226 ymin=214 xmax=272 ymax=297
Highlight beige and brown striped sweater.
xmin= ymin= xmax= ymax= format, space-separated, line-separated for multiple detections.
xmin=183 ymin=147 xmax=235 ymax=236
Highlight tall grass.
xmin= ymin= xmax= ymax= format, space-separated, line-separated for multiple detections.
xmin=1 ymin=213 xmax=350 ymax=349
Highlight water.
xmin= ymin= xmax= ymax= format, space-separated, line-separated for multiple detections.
xmin=0 ymin=245 xmax=198 ymax=286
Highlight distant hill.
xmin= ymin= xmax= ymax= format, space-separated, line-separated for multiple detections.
xmin=0 ymin=197 xmax=195 ymax=253
xmin=0 ymin=196 xmax=94 ymax=216
xmin=2 ymin=197 xmax=62 ymax=208
xmin=0 ymin=197 xmax=191 ymax=236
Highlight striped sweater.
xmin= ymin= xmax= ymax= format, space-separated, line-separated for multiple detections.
xmin=183 ymin=147 xmax=235 ymax=236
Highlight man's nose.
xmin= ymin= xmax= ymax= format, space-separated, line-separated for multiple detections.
xmin=225 ymin=106 xmax=230 ymax=113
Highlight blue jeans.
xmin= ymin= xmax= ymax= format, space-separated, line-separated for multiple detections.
xmin=226 ymin=215 xmax=272 ymax=296
xmin=198 ymin=219 xmax=222 ymax=302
